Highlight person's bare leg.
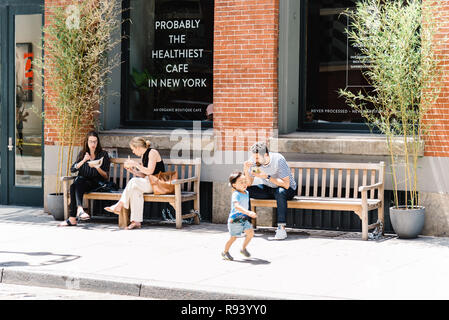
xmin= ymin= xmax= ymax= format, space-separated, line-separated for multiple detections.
xmin=58 ymin=216 xmax=77 ymax=227
xmin=222 ymin=236 xmax=237 ymax=260
xmin=125 ymin=220 xmax=142 ymax=230
xmin=242 ymin=229 xmax=254 ymax=250
xmin=224 ymin=236 xmax=237 ymax=253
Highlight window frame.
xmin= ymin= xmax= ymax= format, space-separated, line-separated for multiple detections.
xmin=296 ymin=0 xmax=374 ymax=133
xmin=120 ymin=0 xmax=213 ymax=129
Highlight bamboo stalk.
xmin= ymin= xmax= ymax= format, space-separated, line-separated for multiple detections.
xmin=36 ymin=0 xmax=125 ymax=194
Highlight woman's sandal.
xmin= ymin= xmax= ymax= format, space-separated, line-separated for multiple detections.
xmin=77 ymin=210 xmax=90 ymax=221
xmin=58 ymin=218 xmax=77 ymax=227
xmin=104 ymin=203 xmax=122 ymax=215
xmin=125 ymin=222 xmax=142 ymax=230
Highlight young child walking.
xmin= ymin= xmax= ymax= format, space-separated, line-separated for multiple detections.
xmin=222 ymin=171 xmax=257 ymax=261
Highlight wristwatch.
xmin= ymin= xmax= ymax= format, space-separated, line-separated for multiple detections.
xmin=266 ymin=175 xmax=271 ymax=180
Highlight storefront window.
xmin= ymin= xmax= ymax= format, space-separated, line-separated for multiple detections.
xmin=122 ymin=0 xmax=214 ymax=127
xmin=301 ymin=0 xmax=374 ymax=130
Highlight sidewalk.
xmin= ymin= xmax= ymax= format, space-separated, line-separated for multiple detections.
xmin=1 ymin=205 xmax=449 ymax=300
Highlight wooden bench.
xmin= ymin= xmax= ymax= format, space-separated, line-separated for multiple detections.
xmin=250 ymin=161 xmax=385 ymax=240
xmin=61 ymin=158 xmax=201 ymax=229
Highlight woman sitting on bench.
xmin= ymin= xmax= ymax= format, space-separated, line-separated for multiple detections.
xmin=59 ymin=131 xmax=111 ymax=227
xmin=105 ymin=137 xmax=165 ymax=230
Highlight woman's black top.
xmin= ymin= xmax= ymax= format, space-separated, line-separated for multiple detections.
xmin=70 ymin=150 xmax=111 ymax=182
xmin=142 ymin=148 xmax=165 ymax=175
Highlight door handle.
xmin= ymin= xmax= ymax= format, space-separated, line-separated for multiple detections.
xmin=8 ymin=137 xmax=14 ymax=151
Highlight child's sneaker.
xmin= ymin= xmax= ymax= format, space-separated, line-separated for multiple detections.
xmin=240 ymin=248 xmax=251 ymax=257
xmin=222 ymin=251 xmax=233 ymax=261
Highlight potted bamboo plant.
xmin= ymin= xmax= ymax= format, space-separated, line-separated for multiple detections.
xmin=339 ymin=0 xmax=445 ymax=238
xmin=34 ymin=0 xmax=124 ymax=220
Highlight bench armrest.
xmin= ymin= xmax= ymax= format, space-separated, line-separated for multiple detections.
xmin=359 ymin=182 xmax=383 ymax=192
xmin=60 ymin=176 xmax=76 ymax=220
xmin=61 ymin=176 xmax=76 ymax=182
xmin=171 ymin=176 xmax=199 ymax=185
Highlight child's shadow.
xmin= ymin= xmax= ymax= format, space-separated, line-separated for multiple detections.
xmin=230 ymin=258 xmax=271 ymax=265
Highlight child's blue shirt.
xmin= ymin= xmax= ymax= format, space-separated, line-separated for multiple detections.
xmin=228 ymin=190 xmax=250 ymax=222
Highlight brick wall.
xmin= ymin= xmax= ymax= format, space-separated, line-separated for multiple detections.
xmin=423 ymin=0 xmax=449 ymax=157
xmin=44 ymin=0 xmax=65 ymax=145
xmin=213 ymin=0 xmax=279 ymax=151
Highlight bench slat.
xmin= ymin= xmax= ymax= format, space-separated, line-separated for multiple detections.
xmin=290 ymin=168 xmax=295 ymax=194
xmin=353 ymin=169 xmax=359 ymax=199
xmin=181 ymin=165 xmax=186 ymax=191
xmin=362 ymin=169 xmax=367 ymax=192
xmin=293 ymin=196 xmax=379 ymax=202
xmin=297 ymin=168 xmax=303 ymax=196
xmin=109 ymin=158 xmax=201 ymax=166
xmin=313 ymin=168 xmax=319 ymax=197
xmin=370 ymin=170 xmax=376 ymax=199
xmin=164 ymin=158 xmax=201 ymax=166
xmin=252 ymin=196 xmax=381 ymax=204
xmin=287 ymin=161 xmax=384 ymax=170
xmin=345 ymin=169 xmax=351 ymax=198
xmin=250 ymin=198 xmax=381 ymax=211
xmin=113 ymin=163 xmax=118 ymax=185
xmin=121 ymin=164 xmax=126 ymax=189
xmin=329 ymin=169 xmax=334 ymax=198
xmin=188 ymin=165 xmax=193 ymax=191
xmin=321 ymin=168 xmax=327 ymax=198
xmin=337 ymin=169 xmax=343 ymax=198
xmin=305 ymin=168 xmax=311 ymax=197
xmin=84 ymin=191 xmax=197 ymax=201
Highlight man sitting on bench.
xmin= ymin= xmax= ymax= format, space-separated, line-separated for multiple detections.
xmin=244 ymin=142 xmax=297 ymax=240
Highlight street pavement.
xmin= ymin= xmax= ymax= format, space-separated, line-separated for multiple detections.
xmin=1 ymin=205 xmax=449 ymax=300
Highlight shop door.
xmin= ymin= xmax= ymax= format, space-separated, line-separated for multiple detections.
xmin=0 ymin=2 xmax=43 ymax=206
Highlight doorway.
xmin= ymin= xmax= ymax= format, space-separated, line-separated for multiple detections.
xmin=0 ymin=1 xmax=44 ymax=206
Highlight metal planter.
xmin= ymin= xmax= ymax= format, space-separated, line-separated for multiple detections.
xmin=47 ymin=193 xmax=64 ymax=221
xmin=389 ymin=206 xmax=425 ymax=239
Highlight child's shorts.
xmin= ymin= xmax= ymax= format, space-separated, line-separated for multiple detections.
xmin=228 ymin=219 xmax=252 ymax=237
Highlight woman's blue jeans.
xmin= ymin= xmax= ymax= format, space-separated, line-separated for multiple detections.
xmin=247 ymin=184 xmax=296 ymax=225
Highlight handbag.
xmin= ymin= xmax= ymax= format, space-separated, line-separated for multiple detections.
xmin=148 ymin=171 xmax=178 ymax=195
xmin=92 ymin=180 xmax=119 ymax=193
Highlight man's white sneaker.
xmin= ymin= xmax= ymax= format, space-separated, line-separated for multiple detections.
xmin=274 ymin=228 xmax=287 ymax=240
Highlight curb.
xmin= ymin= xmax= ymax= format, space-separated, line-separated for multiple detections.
xmin=0 ymin=268 xmax=312 ymax=300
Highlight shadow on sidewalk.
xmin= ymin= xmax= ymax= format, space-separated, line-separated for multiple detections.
xmin=0 ymin=250 xmax=81 ymax=268
xmin=0 ymin=207 xmax=54 ymax=226
xmin=226 ymin=257 xmax=271 ymax=265
xmin=390 ymin=235 xmax=449 ymax=249
xmin=255 ymin=227 xmax=396 ymax=242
